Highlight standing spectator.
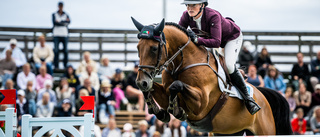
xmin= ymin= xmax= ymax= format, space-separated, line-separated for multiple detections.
xmin=64 ymin=65 xmax=80 ymax=90
xmin=285 ymin=87 xmax=296 ymax=118
xmin=24 ymin=80 xmax=37 ymax=116
xmin=56 ymin=98 xmax=72 ymax=117
xmin=126 ymin=62 xmax=144 ymax=111
xmin=0 ymin=49 xmax=16 ymax=88
xmin=255 ymin=47 xmax=273 ymax=77
xmin=294 ymin=83 xmax=312 ymax=116
xmin=55 ymin=78 xmax=73 ymax=104
xmin=135 ymin=120 xmax=150 ymax=137
xmin=101 ymin=118 xmax=121 ymax=137
xmin=291 ymin=108 xmax=307 ymax=135
xmin=75 ymin=89 xmax=91 ymax=116
xmin=76 ymin=78 xmax=96 ymax=100
xmin=310 ymin=106 xmax=320 ymax=135
xmin=98 ymin=55 xmax=114 ymax=80
xmin=111 ymin=68 xmax=128 ymax=110
xmin=79 ymin=65 xmax=100 ymax=91
xmin=169 ymin=119 xmax=187 ymax=137
xmin=291 ymin=52 xmax=310 ymax=91
xmin=36 ymin=66 xmax=53 ymax=91
xmin=246 ymin=65 xmax=264 ymax=87
xmin=37 ymin=80 xmax=57 ymax=106
xmin=311 ymin=84 xmax=320 ymax=108
xmin=33 ymin=35 xmax=54 ymax=75
xmin=264 ymin=65 xmax=286 ymax=95
xmin=52 ymin=2 xmax=70 ymax=69
xmin=16 ymin=90 xmax=29 ymax=127
xmin=310 ymin=51 xmax=320 ymax=91
xmin=1 ymin=38 xmax=27 ymax=68
xmin=122 ymin=123 xmax=136 ymax=137
xmin=238 ymin=41 xmax=254 ymax=73
xmin=98 ymin=80 xmax=116 ymax=124
xmin=149 ymin=118 xmax=170 ymax=137
xmin=76 ymin=51 xmax=97 ymax=75
xmin=17 ymin=63 xmax=36 ymax=90
xmin=36 ymin=92 xmax=54 ymax=118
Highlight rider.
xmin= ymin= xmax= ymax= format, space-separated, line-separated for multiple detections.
xmin=179 ymin=0 xmax=260 ymax=115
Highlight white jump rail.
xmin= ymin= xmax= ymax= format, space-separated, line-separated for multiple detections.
xmin=0 ymin=108 xmax=17 ymax=137
xmin=22 ymin=113 xmax=94 ymax=137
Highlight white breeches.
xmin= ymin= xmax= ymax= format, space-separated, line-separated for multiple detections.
xmin=224 ymin=32 xmax=243 ymax=74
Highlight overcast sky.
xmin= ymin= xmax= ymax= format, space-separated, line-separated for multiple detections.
xmin=1 ymin=0 xmax=320 ymax=31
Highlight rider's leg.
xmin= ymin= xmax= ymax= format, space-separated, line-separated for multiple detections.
xmin=224 ymin=32 xmax=261 ymax=115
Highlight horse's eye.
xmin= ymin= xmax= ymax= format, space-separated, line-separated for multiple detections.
xmin=151 ymin=46 xmax=158 ymax=53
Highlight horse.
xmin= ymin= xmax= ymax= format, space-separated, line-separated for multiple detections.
xmin=131 ymin=17 xmax=292 ymax=135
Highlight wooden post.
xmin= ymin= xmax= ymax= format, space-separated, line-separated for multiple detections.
xmin=255 ymin=35 xmax=258 ymax=51
xmin=98 ymin=37 xmax=102 ymax=59
xmin=298 ymin=35 xmax=301 ymax=53
xmin=309 ymin=43 xmax=314 ymax=59
xmin=23 ymin=36 xmax=29 ymax=60
xmin=79 ymin=33 xmax=83 ymax=60
xmin=124 ymin=33 xmax=128 ymax=66
xmin=21 ymin=114 xmax=32 ymax=137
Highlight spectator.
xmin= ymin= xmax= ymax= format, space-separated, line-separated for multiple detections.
xmin=75 ymin=89 xmax=92 ymax=116
xmin=255 ymin=47 xmax=273 ymax=77
xmin=16 ymin=90 xmax=29 ymax=127
xmin=36 ymin=92 xmax=54 ymax=118
xmin=33 ymin=35 xmax=54 ymax=75
xmin=56 ymin=98 xmax=72 ymax=117
xmin=285 ymin=87 xmax=296 ymax=118
xmin=135 ymin=120 xmax=150 ymax=137
xmin=122 ymin=123 xmax=136 ymax=137
xmin=52 ymin=2 xmax=70 ymax=69
xmin=76 ymin=78 xmax=96 ymax=100
xmin=64 ymin=65 xmax=80 ymax=90
xmin=55 ymin=78 xmax=73 ymax=103
xmin=79 ymin=124 xmax=102 ymax=137
xmin=101 ymin=118 xmax=121 ymax=137
xmin=239 ymin=41 xmax=254 ymax=73
xmin=98 ymin=55 xmax=114 ymax=80
xmin=1 ymin=38 xmax=27 ymax=67
xmin=291 ymin=108 xmax=307 ymax=135
xmin=310 ymin=51 xmax=320 ymax=92
xmin=311 ymin=84 xmax=320 ymax=108
xmin=36 ymin=66 xmax=53 ymax=91
xmin=0 ymin=49 xmax=16 ymax=88
xmin=79 ymin=65 xmax=100 ymax=91
xmin=291 ymin=52 xmax=310 ymax=91
xmin=149 ymin=118 xmax=170 ymax=137
xmin=126 ymin=63 xmax=144 ymax=111
xmin=4 ymin=79 xmax=14 ymax=90
xmin=24 ymin=80 xmax=37 ymax=116
xmin=310 ymin=106 xmax=320 ymax=135
xmin=152 ymin=131 xmax=161 ymax=137
xmin=76 ymin=51 xmax=97 ymax=75
xmin=17 ymin=63 xmax=36 ymax=90
xmin=294 ymin=82 xmax=312 ymax=116
xmin=98 ymin=80 xmax=116 ymax=124
xmin=264 ymin=65 xmax=286 ymax=95
xmin=111 ymin=68 xmax=128 ymax=110
xmin=37 ymin=80 xmax=57 ymax=106
xmin=246 ymin=65 xmax=264 ymax=87
xmin=169 ymin=118 xmax=187 ymax=137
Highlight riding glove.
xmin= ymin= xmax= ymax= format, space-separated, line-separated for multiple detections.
xmin=187 ymin=29 xmax=198 ymax=44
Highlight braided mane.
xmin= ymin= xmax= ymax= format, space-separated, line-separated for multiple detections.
xmin=165 ymin=22 xmax=189 ymax=37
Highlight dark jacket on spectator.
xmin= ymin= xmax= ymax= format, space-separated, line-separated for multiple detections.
xmin=98 ymin=90 xmax=115 ymax=105
xmin=64 ymin=71 xmax=80 ymax=88
xmin=127 ymin=72 xmax=138 ymax=89
xmin=239 ymin=49 xmax=254 ymax=73
xmin=291 ymin=63 xmax=310 ymax=81
xmin=16 ymin=99 xmax=29 ymax=117
xmin=311 ymin=59 xmax=320 ymax=80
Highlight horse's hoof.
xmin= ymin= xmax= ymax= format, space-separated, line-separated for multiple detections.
xmin=157 ymin=109 xmax=171 ymax=123
xmin=176 ymin=107 xmax=187 ymax=121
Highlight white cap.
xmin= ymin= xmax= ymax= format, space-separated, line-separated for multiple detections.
xmin=315 ymin=84 xmax=320 ymax=90
xmin=17 ymin=90 xmax=25 ymax=96
xmin=243 ymin=41 xmax=252 ymax=49
xmin=10 ymin=38 xmax=17 ymax=45
xmin=123 ymin=123 xmax=133 ymax=131
xmin=44 ymin=80 xmax=53 ymax=87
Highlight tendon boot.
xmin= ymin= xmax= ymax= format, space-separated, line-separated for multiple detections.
xmin=230 ymin=68 xmax=261 ymax=115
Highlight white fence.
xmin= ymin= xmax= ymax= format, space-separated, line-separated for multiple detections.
xmin=0 ymin=108 xmax=17 ymax=137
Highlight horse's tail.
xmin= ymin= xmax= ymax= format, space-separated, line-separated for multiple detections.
xmin=256 ymin=87 xmax=293 ymax=135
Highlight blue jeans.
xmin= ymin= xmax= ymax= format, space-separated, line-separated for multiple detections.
xmin=53 ymin=37 xmax=68 ymax=68
xmin=35 ymin=62 xmax=53 ymax=75
xmin=28 ymin=99 xmax=36 ymax=116
xmin=99 ymin=103 xmax=115 ymax=123
xmin=1 ymin=73 xmax=13 ymax=88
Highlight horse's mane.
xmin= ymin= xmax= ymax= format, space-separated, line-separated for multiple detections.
xmin=165 ymin=22 xmax=189 ymax=37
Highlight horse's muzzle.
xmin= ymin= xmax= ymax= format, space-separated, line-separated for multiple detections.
xmin=136 ymin=75 xmax=153 ymax=92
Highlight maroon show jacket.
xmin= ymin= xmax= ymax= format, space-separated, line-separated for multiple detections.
xmin=179 ymin=7 xmax=241 ymax=48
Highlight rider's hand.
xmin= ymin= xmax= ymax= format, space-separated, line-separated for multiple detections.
xmin=187 ymin=29 xmax=198 ymax=44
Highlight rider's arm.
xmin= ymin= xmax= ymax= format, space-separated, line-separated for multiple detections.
xmin=197 ymin=14 xmax=221 ymax=48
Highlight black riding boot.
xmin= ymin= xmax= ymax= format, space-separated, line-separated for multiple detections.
xmin=230 ymin=68 xmax=261 ymax=115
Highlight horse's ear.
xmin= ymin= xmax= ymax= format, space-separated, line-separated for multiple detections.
xmin=154 ymin=18 xmax=165 ymax=36
xmin=131 ymin=17 xmax=144 ymax=32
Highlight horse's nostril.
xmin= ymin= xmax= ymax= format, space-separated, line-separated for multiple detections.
xmin=142 ymin=81 xmax=148 ymax=88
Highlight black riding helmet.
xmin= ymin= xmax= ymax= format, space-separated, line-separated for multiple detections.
xmin=181 ymin=0 xmax=208 ymax=18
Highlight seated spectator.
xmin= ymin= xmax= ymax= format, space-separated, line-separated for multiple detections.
xmin=122 ymin=123 xmax=135 ymax=137
xmin=16 ymin=90 xmax=29 ymax=127
xmin=291 ymin=108 xmax=307 ymax=135
xmin=0 ymin=49 xmax=16 ymax=88
xmin=135 ymin=120 xmax=150 ymax=137
xmin=99 ymin=80 xmax=116 ymax=124
xmin=17 ymin=63 xmax=36 ymax=90
xmin=98 ymin=55 xmax=114 ymax=80
xmin=76 ymin=78 xmax=96 ymax=100
xmin=255 ymin=47 xmax=273 ymax=78
xmin=152 ymin=131 xmax=161 ymax=137
xmin=126 ymin=63 xmax=144 ymax=111
xmin=285 ymin=87 xmax=296 ymax=118
xmin=75 ymin=89 xmax=92 ymax=116
xmin=33 ymin=35 xmax=54 ymax=75
xmin=55 ymin=78 xmax=73 ymax=104
xmin=79 ymin=124 xmax=102 ymax=137
xmin=111 ymin=68 xmax=128 ymax=110
xmin=36 ymin=66 xmax=53 ymax=91
xmin=64 ymin=65 xmax=80 ymax=90
xmin=79 ymin=65 xmax=100 ymax=91
xmin=291 ymin=52 xmax=310 ymax=91
xmin=56 ymin=98 xmax=72 ymax=117
xmin=24 ymin=80 xmax=37 ymax=116
xmin=294 ymin=82 xmax=312 ymax=116
xmin=4 ymin=79 xmax=14 ymax=90
xmin=149 ymin=118 xmax=170 ymax=137
xmin=37 ymin=80 xmax=57 ymax=106
xmin=1 ymin=38 xmax=27 ymax=68
xmin=310 ymin=106 xmax=320 ymax=135
xmin=264 ymin=65 xmax=286 ymax=95
xmin=76 ymin=51 xmax=97 ymax=75
xmin=36 ymin=92 xmax=54 ymax=118
xmin=311 ymin=50 xmax=320 ymax=92
xmin=239 ymin=41 xmax=254 ymax=73
xmin=101 ymin=118 xmax=121 ymax=137
xmin=246 ymin=65 xmax=264 ymax=87
xmin=169 ymin=118 xmax=187 ymax=137
xmin=312 ymin=84 xmax=320 ymax=108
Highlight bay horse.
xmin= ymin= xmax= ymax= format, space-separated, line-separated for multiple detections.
xmin=131 ymin=17 xmax=292 ymax=135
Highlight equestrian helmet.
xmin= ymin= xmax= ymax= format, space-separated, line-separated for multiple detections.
xmin=182 ymin=0 xmax=208 ymax=5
